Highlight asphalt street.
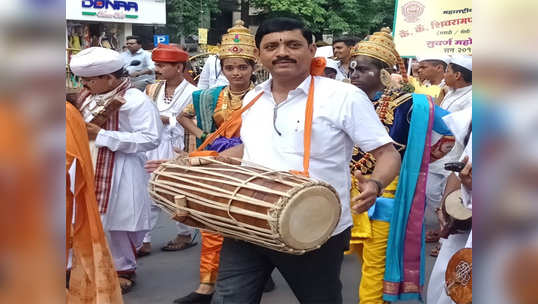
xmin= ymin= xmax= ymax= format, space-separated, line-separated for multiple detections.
xmin=124 ymin=207 xmax=438 ymax=304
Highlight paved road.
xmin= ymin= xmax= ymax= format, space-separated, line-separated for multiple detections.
xmin=125 ymin=209 xmax=438 ymax=304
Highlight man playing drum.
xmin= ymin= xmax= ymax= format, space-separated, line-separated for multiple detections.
xmin=207 ymin=17 xmax=401 ymax=303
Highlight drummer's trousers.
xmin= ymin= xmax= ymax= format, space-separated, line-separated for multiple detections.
xmin=200 ymin=231 xmax=223 ymax=284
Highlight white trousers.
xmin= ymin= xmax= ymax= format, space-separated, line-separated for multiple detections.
xmin=107 ymin=230 xmax=146 ymax=272
xmin=427 ymin=232 xmax=470 ymax=304
xmin=426 ymin=172 xmax=448 ymax=211
xmin=143 ymin=203 xmax=195 ymax=243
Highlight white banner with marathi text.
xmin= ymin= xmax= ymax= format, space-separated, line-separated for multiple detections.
xmin=393 ymin=0 xmax=472 ymax=57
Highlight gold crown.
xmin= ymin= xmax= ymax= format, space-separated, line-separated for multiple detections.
xmin=219 ymin=20 xmax=257 ymax=62
xmin=351 ymin=27 xmax=397 ymax=67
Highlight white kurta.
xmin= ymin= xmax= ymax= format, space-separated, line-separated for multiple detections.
xmin=95 ymin=88 xmax=162 ymax=231
xmin=146 ymin=79 xmax=198 ymax=160
xmin=197 ymin=55 xmax=229 ymax=89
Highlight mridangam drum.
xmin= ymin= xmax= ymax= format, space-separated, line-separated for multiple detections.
xmin=445 ymin=248 xmax=472 ymax=304
xmin=148 ymin=157 xmax=341 ymax=254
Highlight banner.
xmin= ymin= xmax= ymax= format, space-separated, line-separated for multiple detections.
xmin=198 ymin=28 xmax=208 ymax=45
xmin=393 ymin=0 xmax=472 ymax=57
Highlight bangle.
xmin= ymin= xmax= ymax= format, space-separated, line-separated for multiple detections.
xmin=200 ymin=131 xmax=208 ymax=141
xmin=369 ymin=178 xmax=384 ymax=196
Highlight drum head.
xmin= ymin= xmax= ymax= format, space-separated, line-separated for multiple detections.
xmin=445 ymin=190 xmax=472 ymax=220
xmin=278 ymin=184 xmax=340 ymax=250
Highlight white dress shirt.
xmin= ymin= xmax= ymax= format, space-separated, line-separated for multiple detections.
xmin=197 ymin=55 xmax=229 ymax=89
xmin=146 ymin=79 xmax=197 ymax=160
xmin=241 ymin=76 xmax=393 ymax=235
xmin=95 ymin=88 xmax=162 ymax=231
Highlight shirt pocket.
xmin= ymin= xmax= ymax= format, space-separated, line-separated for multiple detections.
xmin=276 ymin=118 xmax=334 ymax=158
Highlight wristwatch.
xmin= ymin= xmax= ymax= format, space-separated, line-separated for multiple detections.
xmin=368 ymin=178 xmax=384 ymax=197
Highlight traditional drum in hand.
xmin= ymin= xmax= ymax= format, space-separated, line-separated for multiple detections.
xmin=445 ymin=248 xmax=472 ymax=304
xmin=148 ymin=157 xmax=341 ymax=254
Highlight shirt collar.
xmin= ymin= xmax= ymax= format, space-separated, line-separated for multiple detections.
xmin=255 ymin=75 xmax=312 ymax=96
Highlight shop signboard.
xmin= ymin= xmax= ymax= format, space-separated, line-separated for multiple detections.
xmin=67 ymin=0 xmax=166 ymax=24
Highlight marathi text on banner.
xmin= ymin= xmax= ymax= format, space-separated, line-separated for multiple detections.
xmin=393 ymin=0 xmax=472 ymax=57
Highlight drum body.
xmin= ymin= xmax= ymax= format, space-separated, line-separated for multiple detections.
xmin=148 ymin=159 xmax=341 ymax=254
xmin=445 ymin=248 xmax=472 ymax=304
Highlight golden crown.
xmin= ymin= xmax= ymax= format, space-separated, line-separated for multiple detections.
xmin=219 ymin=20 xmax=257 ymax=62
xmin=351 ymin=27 xmax=398 ymax=67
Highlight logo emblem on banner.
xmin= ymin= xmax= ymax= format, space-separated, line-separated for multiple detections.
xmin=402 ymin=1 xmax=425 ymax=23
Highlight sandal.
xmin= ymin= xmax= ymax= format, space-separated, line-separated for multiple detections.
xmin=118 ymin=272 xmax=136 ymax=294
xmin=426 ymin=230 xmax=441 ymax=243
xmin=136 ymin=242 xmax=151 ymax=257
xmin=161 ymin=235 xmax=197 ymax=251
xmin=430 ymin=243 xmax=442 ymax=257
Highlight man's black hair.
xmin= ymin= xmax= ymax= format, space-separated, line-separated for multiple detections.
xmin=126 ymin=35 xmax=142 ymax=44
xmin=333 ymin=37 xmax=358 ymax=47
xmin=255 ymin=17 xmax=313 ymax=48
xmin=423 ymin=59 xmax=447 ymax=70
xmin=449 ymin=63 xmax=472 ymax=83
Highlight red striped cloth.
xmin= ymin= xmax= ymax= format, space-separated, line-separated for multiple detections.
xmin=96 ymin=111 xmax=119 ymax=214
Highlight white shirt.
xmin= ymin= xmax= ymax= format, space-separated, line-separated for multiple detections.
xmin=430 ymin=85 xmax=472 ymax=175
xmin=197 ymin=55 xmax=229 ymax=89
xmin=95 ymin=88 xmax=162 ymax=231
xmin=146 ymin=79 xmax=197 ymax=160
xmin=440 ymin=84 xmax=472 ymax=112
xmin=335 ymin=60 xmax=349 ymax=81
xmin=121 ymin=49 xmax=155 ymax=83
xmin=241 ymin=76 xmax=393 ymax=235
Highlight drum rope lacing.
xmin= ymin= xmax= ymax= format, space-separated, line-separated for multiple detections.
xmin=149 ymin=157 xmax=322 ymax=253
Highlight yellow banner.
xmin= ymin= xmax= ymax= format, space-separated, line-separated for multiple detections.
xmin=198 ymin=28 xmax=208 ymax=45
xmin=393 ymin=0 xmax=472 ymax=57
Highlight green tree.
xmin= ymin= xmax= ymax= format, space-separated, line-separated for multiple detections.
xmin=165 ymin=0 xmax=220 ymax=44
xmin=250 ymin=0 xmax=395 ymax=39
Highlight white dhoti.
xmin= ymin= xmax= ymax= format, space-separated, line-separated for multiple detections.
xmin=427 ymin=232 xmax=471 ymax=304
xmin=108 ymin=230 xmax=147 ymax=271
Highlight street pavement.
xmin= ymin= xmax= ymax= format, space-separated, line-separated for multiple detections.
xmin=125 ymin=208 xmax=438 ymax=304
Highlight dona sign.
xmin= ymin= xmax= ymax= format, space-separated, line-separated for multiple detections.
xmin=81 ymin=0 xmax=139 ymax=12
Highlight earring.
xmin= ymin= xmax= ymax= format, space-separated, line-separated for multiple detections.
xmin=379 ymin=69 xmax=392 ymax=87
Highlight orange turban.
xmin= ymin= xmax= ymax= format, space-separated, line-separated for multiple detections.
xmin=152 ymin=44 xmax=189 ymax=63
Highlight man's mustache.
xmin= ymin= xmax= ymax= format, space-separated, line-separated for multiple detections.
xmin=272 ymin=57 xmax=296 ymax=65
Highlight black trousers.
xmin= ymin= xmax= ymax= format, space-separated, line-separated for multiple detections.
xmin=211 ymin=227 xmax=351 ymax=304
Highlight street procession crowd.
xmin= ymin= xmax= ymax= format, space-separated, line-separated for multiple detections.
xmin=66 ymin=16 xmax=472 ymax=304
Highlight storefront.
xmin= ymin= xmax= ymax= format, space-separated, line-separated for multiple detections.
xmin=66 ymin=0 xmax=166 ymax=89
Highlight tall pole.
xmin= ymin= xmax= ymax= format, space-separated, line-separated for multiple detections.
xmin=179 ymin=0 xmax=185 ymax=46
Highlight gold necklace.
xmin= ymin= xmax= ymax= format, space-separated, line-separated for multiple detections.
xmin=225 ymin=83 xmax=253 ymax=111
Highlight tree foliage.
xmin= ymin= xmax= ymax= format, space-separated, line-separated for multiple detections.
xmin=165 ymin=0 xmax=220 ymax=42
xmin=250 ymin=0 xmax=395 ymax=38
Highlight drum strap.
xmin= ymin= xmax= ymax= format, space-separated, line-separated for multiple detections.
xmin=192 ymin=58 xmax=326 ymax=178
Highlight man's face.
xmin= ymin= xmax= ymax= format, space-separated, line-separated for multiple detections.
xmin=126 ymin=39 xmax=141 ymax=53
xmin=155 ymin=62 xmax=182 ymax=80
xmin=256 ymin=29 xmax=316 ymax=80
xmin=349 ymin=55 xmax=382 ymax=93
xmin=444 ymin=64 xmax=459 ymax=88
xmin=417 ymin=60 xmax=444 ymax=82
xmin=332 ymin=42 xmax=351 ymax=61
xmin=79 ymin=75 xmax=116 ymax=95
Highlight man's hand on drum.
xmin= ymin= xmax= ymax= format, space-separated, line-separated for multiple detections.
xmin=351 ymin=172 xmax=379 ymax=214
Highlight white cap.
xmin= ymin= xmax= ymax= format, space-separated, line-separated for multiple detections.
xmin=70 ymin=47 xmax=124 ymax=77
xmin=450 ymin=54 xmax=472 ymax=71
xmin=325 ymin=58 xmax=339 ymax=71
xmin=416 ymin=54 xmax=450 ymax=65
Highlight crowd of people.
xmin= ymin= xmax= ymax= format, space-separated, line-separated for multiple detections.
xmin=66 ymin=16 xmax=472 ymax=304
